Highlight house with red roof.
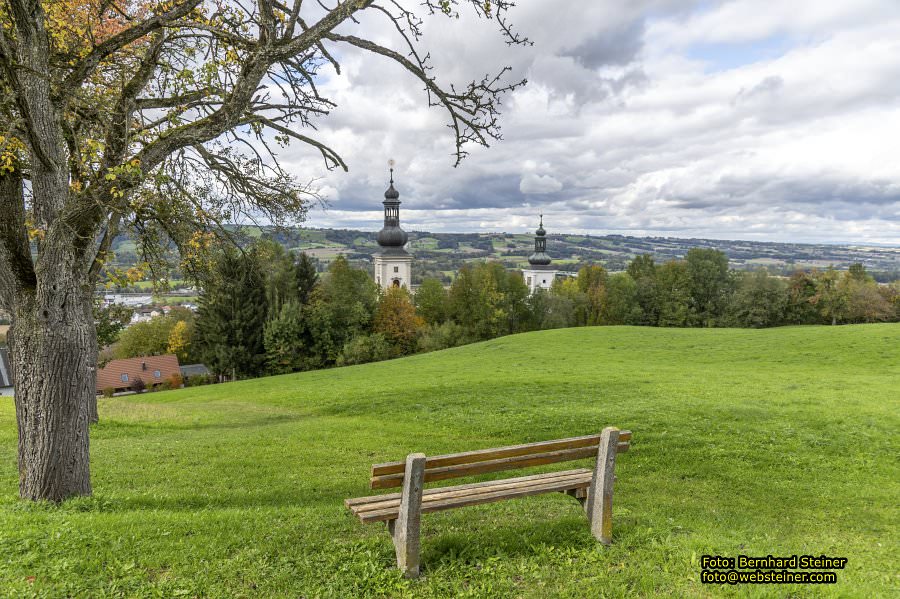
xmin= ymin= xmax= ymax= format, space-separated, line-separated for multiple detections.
xmin=96 ymin=354 xmax=181 ymax=394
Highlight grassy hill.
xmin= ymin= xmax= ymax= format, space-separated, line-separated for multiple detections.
xmin=1 ymin=325 xmax=898 ymax=597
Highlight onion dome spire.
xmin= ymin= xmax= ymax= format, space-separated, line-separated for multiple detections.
xmin=377 ymin=163 xmax=408 ymax=249
xmin=528 ymin=213 xmax=551 ymax=266
xmin=384 ymin=166 xmax=399 ymax=200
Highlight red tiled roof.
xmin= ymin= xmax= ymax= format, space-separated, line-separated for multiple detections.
xmin=97 ymin=354 xmax=181 ymax=392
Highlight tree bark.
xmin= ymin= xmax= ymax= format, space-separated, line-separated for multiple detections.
xmin=10 ymin=279 xmax=95 ymax=501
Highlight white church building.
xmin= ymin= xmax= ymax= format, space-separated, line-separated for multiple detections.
xmin=522 ymin=215 xmax=559 ymax=293
xmin=373 ymin=169 xmax=412 ymax=289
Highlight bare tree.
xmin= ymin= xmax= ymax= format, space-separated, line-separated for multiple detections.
xmin=0 ymin=0 xmax=527 ymax=501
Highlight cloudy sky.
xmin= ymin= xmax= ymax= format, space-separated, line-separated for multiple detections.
xmin=278 ymin=0 xmax=900 ymax=244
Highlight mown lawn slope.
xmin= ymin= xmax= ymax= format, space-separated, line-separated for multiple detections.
xmin=1 ymin=325 xmax=898 ymax=597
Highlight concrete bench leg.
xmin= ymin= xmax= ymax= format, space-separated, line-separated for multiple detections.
xmin=389 ymin=453 xmax=426 ymax=578
xmin=586 ymin=427 xmax=620 ymax=545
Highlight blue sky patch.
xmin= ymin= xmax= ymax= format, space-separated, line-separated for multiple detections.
xmin=686 ymin=33 xmax=795 ymax=72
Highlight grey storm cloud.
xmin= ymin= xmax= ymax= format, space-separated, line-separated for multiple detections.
xmin=666 ymin=174 xmax=900 ymax=221
xmin=440 ymin=174 xmax=529 ymax=209
xmin=561 ymin=20 xmax=646 ymax=68
xmin=269 ymin=0 xmax=900 ymax=244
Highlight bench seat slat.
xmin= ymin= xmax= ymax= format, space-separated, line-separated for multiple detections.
xmin=351 ymin=469 xmax=592 ymax=515
xmin=354 ymin=470 xmax=595 ymax=523
xmin=370 ymin=442 xmax=629 ymax=490
xmin=371 ymin=431 xmax=632 ymax=477
xmin=346 ymin=469 xmax=591 ymax=508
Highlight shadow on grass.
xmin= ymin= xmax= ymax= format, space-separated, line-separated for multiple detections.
xmin=3 ymin=490 xmax=342 ymax=515
xmin=94 ymin=412 xmax=306 ymax=436
xmin=421 ymin=515 xmax=599 ymax=566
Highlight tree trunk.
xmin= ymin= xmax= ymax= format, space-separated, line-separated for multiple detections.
xmin=10 ymin=279 xmax=95 ymax=501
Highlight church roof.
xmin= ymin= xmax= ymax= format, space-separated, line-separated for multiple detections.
xmin=377 ymin=168 xmax=408 ymax=248
xmin=528 ymin=214 xmax=551 ymax=265
xmin=384 ymin=183 xmax=400 ymax=201
xmin=376 ymin=246 xmax=411 ymax=257
xmin=376 ymin=226 xmax=408 ymax=247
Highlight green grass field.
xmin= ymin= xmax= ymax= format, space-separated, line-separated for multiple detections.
xmin=1 ymin=325 xmax=898 ymax=597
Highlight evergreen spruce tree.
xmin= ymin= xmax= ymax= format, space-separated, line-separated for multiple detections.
xmin=264 ymin=302 xmax=309 ymax=374
xmin=195 ymin=250 xmax=269 ymax=380
xmin=259 ymin=241 xmax=301 ymax=317
xmin=295 ymin=253 xmax=319 ymax=305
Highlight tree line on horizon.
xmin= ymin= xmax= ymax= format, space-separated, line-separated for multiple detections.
xmin=104 ymin=243 xmax=899 ymax=381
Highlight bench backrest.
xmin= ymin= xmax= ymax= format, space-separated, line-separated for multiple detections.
xmin=370 ymin=430 xmax=632 ymax=490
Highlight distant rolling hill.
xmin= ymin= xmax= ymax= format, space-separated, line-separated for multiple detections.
xmin=107 ymin=225 xmax=900 ymax=285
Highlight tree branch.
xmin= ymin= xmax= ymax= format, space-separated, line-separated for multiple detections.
xmin=136 ymin=0 xmax=368 ymax=174
xmin=246 ymin=114 xmax=347 ymax=170
xmin=56 ymin=0 xmax=203 ymax=105
xmin=324 ymin=31 xmax=524 ymax=165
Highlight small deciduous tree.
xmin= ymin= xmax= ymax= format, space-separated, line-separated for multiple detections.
xmin=116 ymin=315 xmax=176 ymax=359
xmin=374 ymin=286 xmax=424 ymax=355
xmin=785 ymin=270 xmax=820 ymax=324
xmin=600 ymin=273 xmax=639 ymax=325
xmin=336 ymin=333 xmax=393 ymax=366
xmin=415 ymin=278 xmax=449 ymax=325
xmin=810 ymin=267 xmax=847 ymax=325
xmin=552 ymin=276 xmax=589 ymax=326
xmin=576 ymin=264 xmax=607 ymax=326
xmin=685 ymin=248 xmax=730 ymax=327
xmin=448 ymin=262 xmax=506 ymax=340
xmin=725 ymin=269 xmax=787 ymax=328
xmin=627 ymin=254 xmax=659 ymax=325
xmin=840 ymin=268 xmax=893 ymax=323
xmin=529 ymin=288 xmax=575 ymax=329
xmin=166 ymin=319 xmax=193 ymax=363
xmin=656 ymin=260 xmax=692 ymax=327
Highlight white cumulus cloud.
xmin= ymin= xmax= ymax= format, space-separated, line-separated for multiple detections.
xmin=520 ymin=173 xmax=564 ymax=194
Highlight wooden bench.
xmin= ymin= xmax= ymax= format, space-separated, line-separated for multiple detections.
xmin=345 ymin=426 xmax=631 ymax=578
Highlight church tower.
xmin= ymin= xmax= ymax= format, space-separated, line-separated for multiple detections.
xmin=373 ymin=166 xmax=412 ymax=289
xmin=522 ymin=215 xmax=558 ymax=293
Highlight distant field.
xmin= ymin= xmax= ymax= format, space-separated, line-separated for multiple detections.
xmin=301 ymin=247 xmax=351 ymax=260
xmin=1 ymin=325 xmax=898 ymax=597
xmin=412 ymin=237 xmax=439 ymax=250
xmin=105 ymin=227 xmax=900 ymax=282
xmin=130 ymin=279 xmax=189 ymax=291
